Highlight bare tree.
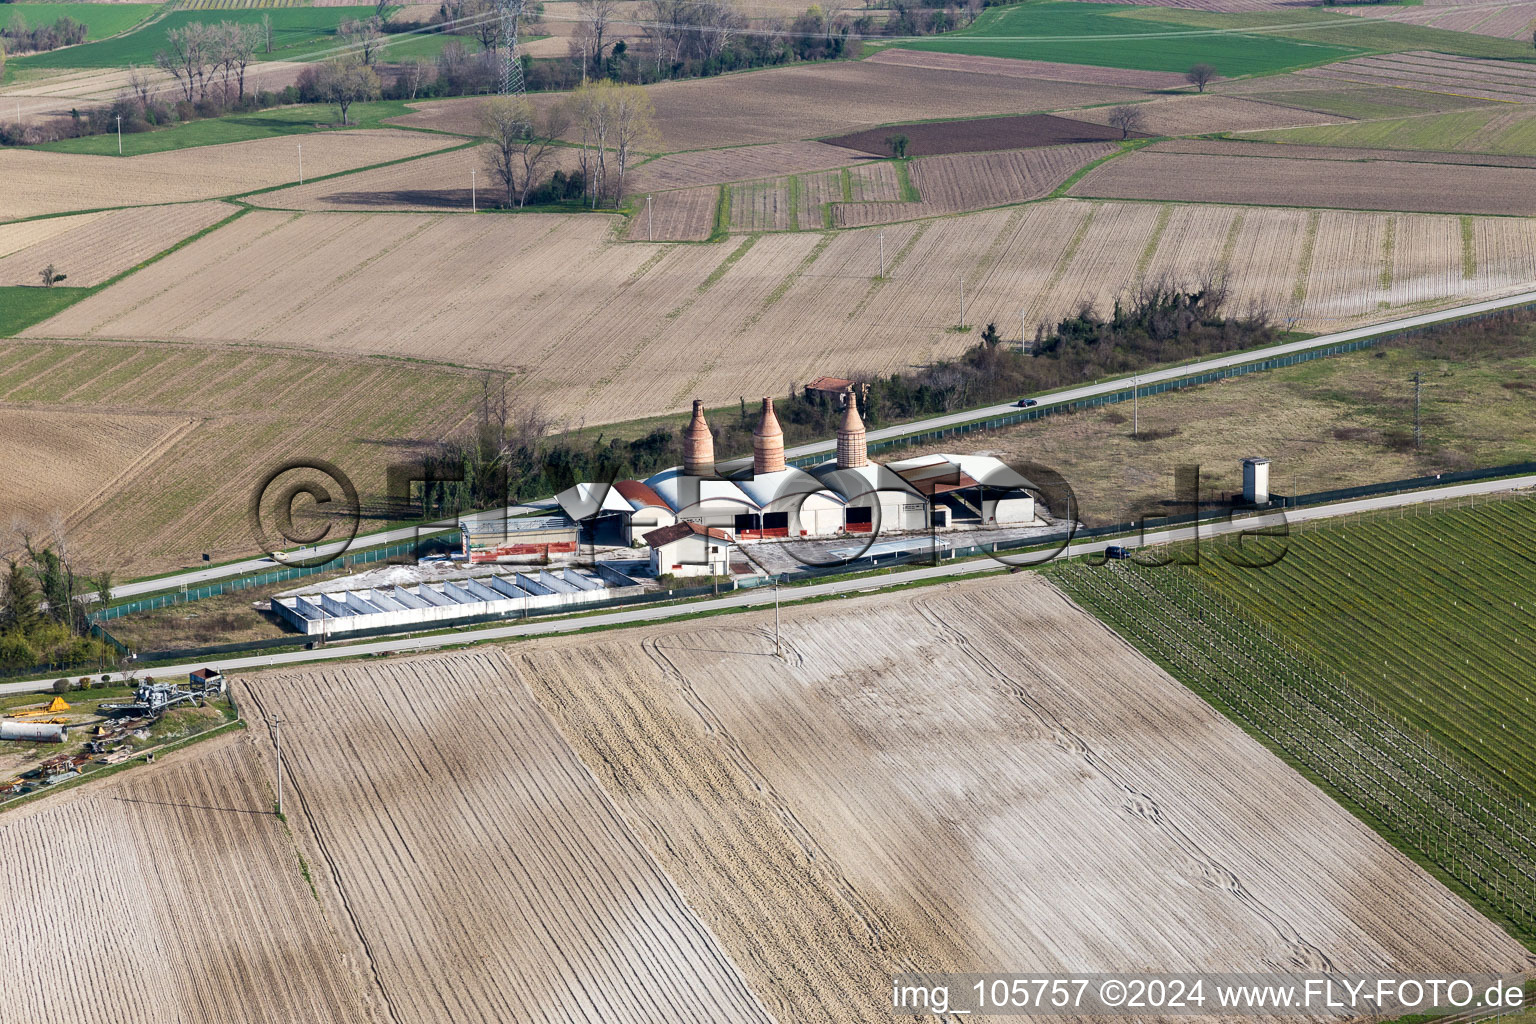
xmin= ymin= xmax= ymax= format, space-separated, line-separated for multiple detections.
xmin=608 ymin=82 xmax=655 ymax=207
xmin=375 ymin=0 xmax=392 ymax=20
xmin=39 ymin=264 xmax=66 ymax=288
xmin=465 ymin=0 xmax=503 ymax=56
xmin=1107 ymin=104 xmax=1146 ymax=139
xmin=480 ymin=96 xmax=571 ymax=207
xmin=126 ymin=63 xmax=153 ymax=108
xmin=1185 ymin=62 xmax=1216 ymax=92
xmin=642 ymin=0 xmax=739 ymax=68
xmin=261 ymin=12 xmax=273 ymax=54
xmin=403 ymin=56 xmax=430 ymax=100
xmin=156 ymin=22 xmax=214 ymax=103
xmin=314 ymin=58 xmax=380 ymax=124
xmin=572 ymin=79 xmax=609 ymax=205
xmin=340 ymin=16 xmax=386 ymax=65
xmin=577 ymin=0 xmax=617 ymax=78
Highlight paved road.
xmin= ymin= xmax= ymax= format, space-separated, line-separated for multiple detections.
xmin=103 ymin=501 xmax=552 ymax=601
xmin=14 ymin=474 xmax=1529 ymax=696
xmin=99 ymin=287 xmax=1536 ymax=603
xmin=785 ymin=287 xmax=1536 ymax=459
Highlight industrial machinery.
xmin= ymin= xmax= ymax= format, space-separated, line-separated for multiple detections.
xmin=0 ymin=720 xmax=67 ymax=743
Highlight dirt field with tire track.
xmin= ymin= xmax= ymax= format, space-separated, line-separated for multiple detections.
xmin=506 ymin=575 xmax=1528 ymax=1021
xmin=0 ymin=735 xmax=378 ymax=1024
xmin=240 ymin=650 xmax=774 ymax=1024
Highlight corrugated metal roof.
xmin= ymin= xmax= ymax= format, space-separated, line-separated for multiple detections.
xmin=460 ymin=515 xmax=577 ymax=537
xmin=734 ymin=467 xmax=846 ymax=508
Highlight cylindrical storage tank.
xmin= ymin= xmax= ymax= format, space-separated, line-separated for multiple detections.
xmin=1 ymin=720 xmax=67 ymax=743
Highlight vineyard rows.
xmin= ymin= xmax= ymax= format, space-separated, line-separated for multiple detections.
xmin=1053 ymin=536 xmax=1536 ymax=940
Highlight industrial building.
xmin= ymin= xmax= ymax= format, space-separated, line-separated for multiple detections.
xmin=554 ymin=396 xmax=1040 ymax=550
xmin=460 ymin=514 xmax=580 ymax=563
xmin=643 ymin=522 xmax=732 ymax=577
xmin=273 ymin=564 xmax=642 ymax=636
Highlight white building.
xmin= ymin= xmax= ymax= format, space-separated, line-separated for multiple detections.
xmin=644 ymin=522 xmax=732 ymax=577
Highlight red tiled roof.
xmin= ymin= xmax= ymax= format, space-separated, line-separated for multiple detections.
xmin=615 ymin=479 xmax=668 ymax=508
xmin=643 ymin=522 xmax=731 ymax=547
xmin=804 ymin=376 xmax=854 ymax=393
xmin=892 ymin=462 xmax=978 ymax=497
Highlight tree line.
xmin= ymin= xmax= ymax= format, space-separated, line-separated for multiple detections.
xmin=0 ymin=537 xmax=116 ymax=674
xmin=2 ymin=12 xmax=86 ymax=54
xmin=417 ymin=277 xmax=1278 ymax=512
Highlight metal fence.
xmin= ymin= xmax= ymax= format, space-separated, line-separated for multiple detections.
xmin=788 ymin=333 xmax=1393 ymax=465
xmin=93 ymin=538 xmax=443 ymax=623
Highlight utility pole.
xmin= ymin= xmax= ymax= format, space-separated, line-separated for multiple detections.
xmin=1021 ymin=308 xmax=1027 ymax=353
xmin=297 ymin=142 xmax=303 ymax=185
xmin=878 ymin=228 xmax=885 ymax=278
xmin=116 ymin=114 xmax=122 ymax=156
xmin=471 ymin=168 xmax=476 ymax=213
xmin=1132 ymin=374 xmax=1140 ymax=438
xmin=647 ymin=194 xmax=653 ymax=240
xmin=273 ymin=713 xmax=283 ymax=817
xmin=957 ymin=273 xmax=965 ymax=327
xmin=1411 ymin=371 xmax=1424 ymax=448
xmin=773 ymin=574 xmax=783 ymax=660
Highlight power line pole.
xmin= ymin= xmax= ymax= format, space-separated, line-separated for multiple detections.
xmin=773 ymin=574 xmax=783 ymax=660
xmin=297 ymin=142 xmax=303 ymax=185
xmin=272 ymin=713 xmax=283 ymax=817
xmin=1132 ymin=374 xmax=1140 ymax=438
xmin=957 ymin=273 xmax=965 ymax=327
xmin=878 ymin=228 xmax=884 ymax=278
xmin=647 ymin=194 xmax=653 ymax=241
xmin=471 ymin=168 xmax=476 ymax=213
xmin=1411 ymin=371 xmax=1424 ymax=449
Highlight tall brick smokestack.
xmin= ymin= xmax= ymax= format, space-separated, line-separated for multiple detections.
xmin=683 ymin=399 xmax=714 ymax=476
xmin=836 ymin=398 xmax=868 ymax=469
xmin=753 ymin=397 xmax=785 ymax=475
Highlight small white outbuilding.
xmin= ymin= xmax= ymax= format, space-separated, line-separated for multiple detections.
xmin=644 ymin=521 xmax=732 ymax=577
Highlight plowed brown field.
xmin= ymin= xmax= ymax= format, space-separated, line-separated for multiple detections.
xmin=634 ymin=140 xmax=866 ymax=189
xmin=0 ymin=340 xmax=486 ymax=575
xmin=1070 ymin=149 xmax=1536 ymax=214
xmin=1073 ymin=93 xmax=1353 ymax=135
xmin=505 ymin=576 xmax=1528 ymax=1021
xmin=0 ymin=736 xmax=377 ymax=1023
xmin=0 ymin=406 xmax=194 ymax=535
xmin=624 ymin=185 xmax=718 ymax=240
xmin=0 ymin=202 xmax=231 ymax=286
xmin=0 ymin=130 xmax=458 ymax=220
xmin=390 ymin=61 xmax=1146 ymax=151
xmin=241 ymin=650 xmax=774 ymax=1024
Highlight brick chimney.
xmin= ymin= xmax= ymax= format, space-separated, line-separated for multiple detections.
xmin=836 ymin=398 xmax=868 ymax=469
xmin=753 ymin=397 xmax=785 ymax=475
xmin=683 ymin=399 xmax=714 ymax=476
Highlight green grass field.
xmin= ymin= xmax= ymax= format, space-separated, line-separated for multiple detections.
xmin=0 ymin=3 xmax=160 ymax=41
xmin=1250 ymin=106 xmax=1536 ymax=157
xmin=35 ymin=99 xmax=419 ymax=154
xmin=10 ymin=5 xmax=450 ymax=68
xmin=0 ymin=286 xmax=92 ymax=337
xmin=897 ymin=1 xmax=1366 ymax=76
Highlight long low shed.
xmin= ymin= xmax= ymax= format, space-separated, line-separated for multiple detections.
xmin=273 ymin=565 xmax=640 ymax=636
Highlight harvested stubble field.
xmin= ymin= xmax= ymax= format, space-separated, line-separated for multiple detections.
xmin=1069 ymin=147 xmax=1536 ymax=214
xmin=0 ymin=340 xmax=486 ymax=575
xmin=907 ymin=328 xmax=1536 ymax=525
xmin=241 ymin=650 xmax=774 ymax=1024
xmin=25 ymin=198 xmax=1536 ymax=440
xmin=1298 ymin=50 xmax=1536 ymax=102
xmin=504 ymin=576 xmax=1527 ymax=1022
xmin=833 ymin=142 xmax=1114 ymax=226
xmin=390 ymin=62 xmax=1147 ymax=151
xmin=0 ymin=130 xmax=458 ymax=220
xmin=0 ymin=735 xmax=378 ymax=1023
xmin=1156 ymin=136 xmax=1536 ymax=167
xmin=1247 ymin=104 xmax=1536 ymax=157
xmin=1337 ymin=0 xmax=1536 ymax=40
xmin=632 ymin=141 xmax=868 ymax=190
xmin=252 ymin=145 xmax=583 ymax=211
xmin=865 ymin=46 xmax=1193 ymax=87
xmin=0 ymin=202 xmax=231 ymax=286
xmin=823 ymin=113 xmax=1128 ymax=157
xmin=0 ymin=406 xmax=195 ymax=532
xmin=622 ymin=185 xmax=717 ymax=240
